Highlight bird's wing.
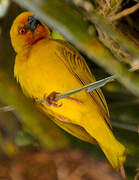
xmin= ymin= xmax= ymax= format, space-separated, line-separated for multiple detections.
xmin=50 ymin=114 xmax=97 ymax=144
xmin=55 ymin=40 xmax=111 ymax=128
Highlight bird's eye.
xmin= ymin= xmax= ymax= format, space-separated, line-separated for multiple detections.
xmin=19 ymin=28 xmax=26 ymax=35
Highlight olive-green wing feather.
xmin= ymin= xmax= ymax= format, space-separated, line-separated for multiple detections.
xmin=55 ymin=40 xmax=111 ymax=128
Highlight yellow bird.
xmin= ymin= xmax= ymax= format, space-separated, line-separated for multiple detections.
xmin=10 ymin=12 xmax=126 ymax=170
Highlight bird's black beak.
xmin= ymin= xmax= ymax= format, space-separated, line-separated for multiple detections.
xmin=28 ymin=16 xmax=41 ymax=32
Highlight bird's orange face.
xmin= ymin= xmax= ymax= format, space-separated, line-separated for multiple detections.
xmin=10 ymin=12 xmax=51 ymax=53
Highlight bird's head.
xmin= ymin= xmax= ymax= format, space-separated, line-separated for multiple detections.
xmin=10 ymin=12 xmax=51 ymax=53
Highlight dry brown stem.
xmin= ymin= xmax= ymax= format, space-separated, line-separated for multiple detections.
xmin=110 ymin=3 xmax=139 ymax=21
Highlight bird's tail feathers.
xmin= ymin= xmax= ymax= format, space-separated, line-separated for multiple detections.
xmin=84 ymin=121 xmax=126 ymax=170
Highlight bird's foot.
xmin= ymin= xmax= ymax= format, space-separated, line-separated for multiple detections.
xmin=37 ymin=91 xmax=83 ymax=107
xmin=66 ymin=96 xmax=83 ymax=104
xmin=43 ymin=92 xmax=62 ymax=107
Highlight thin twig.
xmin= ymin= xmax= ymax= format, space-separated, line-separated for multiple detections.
xmin=55 ymin=75 xmax=115 ymax=100
xmin=37 ymin=76 xmax=115 ymax=104
xmin=135 ymin=168 xmax=139 ymax=180
xmin=129 ymin=64 xmax=139 ymax=72
xmin=110 ymin=3 xmax=139 ymax=21
xmin=120 ymin=166 xmax=126 ymax=180
xmin=111 ymin=99 xmax=139 ymax=109
xmin=0 ymin=105 xmax=14 ymax=112
xmin=111 ymin=121 xmax=139 ymax=133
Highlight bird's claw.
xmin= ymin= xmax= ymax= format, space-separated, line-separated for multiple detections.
xmin=66 ymin=96 xmax=83 ymax=104
xmin=37 ymin=91 xmax=83 ymax=107
xmin=43 ymin=92 xmax=62 ymax=108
